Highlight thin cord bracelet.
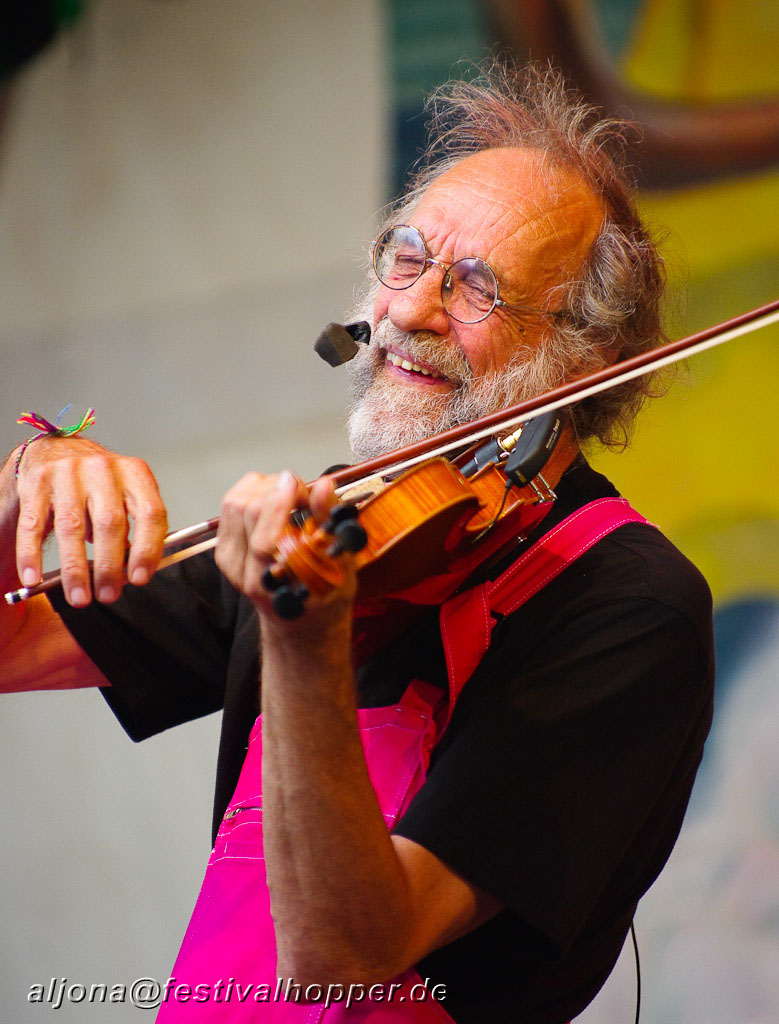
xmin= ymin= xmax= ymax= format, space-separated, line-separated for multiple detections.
xmin=14 ymin=405 xmax=96 ymax=478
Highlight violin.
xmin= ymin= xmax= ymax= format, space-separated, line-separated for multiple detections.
xmin=5 ymin=299 xmax=778 ymax=611
xmin=260 ymin=408 xmax=571 ymax=617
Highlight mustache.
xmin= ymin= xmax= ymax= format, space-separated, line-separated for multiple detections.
xmin=370 ymin=318 xmax=473 ymax=386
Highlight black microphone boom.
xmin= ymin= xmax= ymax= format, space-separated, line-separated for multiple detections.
xmin=314 ymin=321 xmax=371 ymax=367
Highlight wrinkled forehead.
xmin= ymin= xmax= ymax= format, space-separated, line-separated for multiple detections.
xmin=409 ymin=148 xmax=604 ymax=296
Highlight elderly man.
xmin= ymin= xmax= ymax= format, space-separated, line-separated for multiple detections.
xmin=0 ymin=64 xmax=713 ymax=1022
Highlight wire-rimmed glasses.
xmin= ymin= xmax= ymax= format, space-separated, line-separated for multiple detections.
xmin=372 ymin=224 xmax=568 ymax=325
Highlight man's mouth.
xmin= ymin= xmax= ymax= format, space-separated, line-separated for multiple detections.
xmin=383 ymin=347 xmax=450 ymax=385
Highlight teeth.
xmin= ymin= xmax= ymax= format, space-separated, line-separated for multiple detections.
xmin=386 ymin=351 xmax=437 ymax=377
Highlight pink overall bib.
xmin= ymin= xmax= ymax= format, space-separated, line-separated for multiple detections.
xmin=157 ymin=498 xmax=650 ymax=1022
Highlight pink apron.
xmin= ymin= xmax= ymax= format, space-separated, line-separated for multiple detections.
xmin=157 ymin=498 xmax=650 ymax=1022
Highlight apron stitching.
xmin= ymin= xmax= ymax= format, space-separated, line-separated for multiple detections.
xmin=495 ymin=514 xmax=647 ymax=616
xmin=486 ymin=498 xmax=638 ymax=590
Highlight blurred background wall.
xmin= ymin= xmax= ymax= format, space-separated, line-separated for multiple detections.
xmin=0 ymin=2 xmax=386 ymax=1020
xmin=1 ymin=1 xmax=777 ymax=1021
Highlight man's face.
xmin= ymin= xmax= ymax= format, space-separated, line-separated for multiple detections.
xmin=348 ymin=147 xmax=603 ymax=462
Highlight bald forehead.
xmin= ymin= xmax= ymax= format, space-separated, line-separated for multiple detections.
xmin=412 ymin=147 xmax=604 ymax=300
xmin=426 ymin=147 xmax=600 ymax=222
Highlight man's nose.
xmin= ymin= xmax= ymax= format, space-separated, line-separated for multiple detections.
xmin=385 ymin=267 xmax=450 ymax=337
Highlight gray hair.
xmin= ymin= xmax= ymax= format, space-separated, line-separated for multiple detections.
xmin=387 ymin=60 xmax=666 ymax=447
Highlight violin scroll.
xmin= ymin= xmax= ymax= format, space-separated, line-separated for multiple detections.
xmin=258 ymin=413 xmax=571 ymax=619
xmin=261 ymin=504 xmax=368 ymax=619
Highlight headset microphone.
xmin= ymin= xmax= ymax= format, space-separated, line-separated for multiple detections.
xmin=314 ymin=321 xmax=371 ymax=366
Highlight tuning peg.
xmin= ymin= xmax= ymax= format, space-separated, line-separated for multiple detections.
xmin=327 ymin=519 xmax=368 ymax=557
xmin=272 ymin=584 xmax=310 ymax=620
xmin=322 ymin=503 xmax=360 ymax=533
xmin=261 ymin=567 xmax=284 ymax=592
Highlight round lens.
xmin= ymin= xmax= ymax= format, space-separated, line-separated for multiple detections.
xmin=443 ymin=259 xmax=498 ymax=323
xmin=373 ymin=226 xmax=427 ymax=290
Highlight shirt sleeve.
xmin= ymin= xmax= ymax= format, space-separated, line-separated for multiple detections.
xmin=393 ymin=530 xmax=715 ymax=956
xmin=48 ymin=551 xmax=241 ymax=741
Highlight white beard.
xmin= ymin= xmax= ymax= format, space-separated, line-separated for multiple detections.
xmin=346 ymin=313 xmax=560 ymax=463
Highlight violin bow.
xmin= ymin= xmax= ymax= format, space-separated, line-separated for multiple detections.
xmin=332 ymin=298 xmax=779 ymax=489
xmin=5 ymin=299 xmax=778 ymax=605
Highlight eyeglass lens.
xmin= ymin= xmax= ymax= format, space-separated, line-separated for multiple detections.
xmin=373 ymin=226 xmax=499 ymax=324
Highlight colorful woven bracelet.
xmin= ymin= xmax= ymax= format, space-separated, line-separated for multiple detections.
xmin=14 ymin=405 xmax=96 ymax=478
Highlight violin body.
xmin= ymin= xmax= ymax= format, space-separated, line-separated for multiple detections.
xmin=266 ymin=426 xmax=576 ymax=615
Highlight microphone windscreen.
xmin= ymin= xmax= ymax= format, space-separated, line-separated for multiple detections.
xmin=314 ymin=322 xmax=371 ymax=366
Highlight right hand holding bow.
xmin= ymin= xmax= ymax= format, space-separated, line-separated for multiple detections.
xmin=9 ymin=436 xmax=168 ymax=607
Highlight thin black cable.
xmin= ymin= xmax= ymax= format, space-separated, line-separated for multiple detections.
xmin=630 ymin=919 xmax=641 ymax=1024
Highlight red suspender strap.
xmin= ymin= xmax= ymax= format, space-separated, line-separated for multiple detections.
xmin=439 ymin=498 xmax=655 ymax=716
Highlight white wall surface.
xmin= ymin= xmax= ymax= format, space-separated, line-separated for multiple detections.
xmin=0 ymin=1 xmax=386 ymax=1018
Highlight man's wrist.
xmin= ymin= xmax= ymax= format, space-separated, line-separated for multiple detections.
xmin=259 ymin=597 xmax=353 ymax=646
xmin=260 ymin=603 xmax=355 ymax=698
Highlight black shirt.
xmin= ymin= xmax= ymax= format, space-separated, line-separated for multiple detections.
xmin=50 ymin=461 xmax=714 ymax=1024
